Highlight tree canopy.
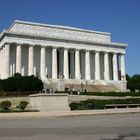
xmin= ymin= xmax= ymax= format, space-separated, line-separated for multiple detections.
xmin=127 ymin=74 xmax=140 ymax=91
xmin=0 ymin=73 xmax=43 ymax=91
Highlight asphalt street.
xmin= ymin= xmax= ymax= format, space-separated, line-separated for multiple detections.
xmin=0 ymin=113 xmax=140 ymax=140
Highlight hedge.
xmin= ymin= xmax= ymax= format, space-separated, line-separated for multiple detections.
xmin=55 ymin=91 xmax=140 ymax=97
xmin=0 ymin=91 xmax=38 ymax=97
xmin=85 ymin=92 xmax=140 ymax=97
xmin=69 ymin=98 xmax=140 ymax=110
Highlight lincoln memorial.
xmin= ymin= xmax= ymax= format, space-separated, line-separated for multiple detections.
xmin=0 ymin=20 xmax=127 ymax=91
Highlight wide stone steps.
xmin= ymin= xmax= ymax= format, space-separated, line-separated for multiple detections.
xmin=65 ymin=84 xmax=118 ymax=92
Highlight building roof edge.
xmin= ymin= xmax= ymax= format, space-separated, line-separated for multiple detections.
xmin=11 ymin=20 xmax=111 ymax=35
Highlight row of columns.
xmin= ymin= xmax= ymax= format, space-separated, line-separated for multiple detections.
xmin=41 ymin=46 xmax=126 ymax=81
xmin=0 ymin=43 xmax=126 ymax=81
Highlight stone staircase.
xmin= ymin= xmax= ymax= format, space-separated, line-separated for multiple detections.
xmin=92 ymin=85 xmax=118 ymax=92
xmin=43 ymin=79 xmax=120 ymax=92
xmin=65 ymin=84 xmax=118 ymax=92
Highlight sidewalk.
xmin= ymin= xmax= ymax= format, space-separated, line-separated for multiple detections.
xmin=0 ymin=108 xmax=140 ymax=119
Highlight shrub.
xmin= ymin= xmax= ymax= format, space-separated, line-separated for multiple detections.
xmin=69 ymin=98 xmax=140 ymax=110
xmin=17 ymin=101 xmax=28 ymax=111
xmin=0 ymin=101 xmax=12 ymax=112
xmin=0 ymin=73 xmax=43 ymax=92
xmin=86 ymin=92 xmax=140 ymax=97
xmin=69 ymin=102 xmax=80 ymax=110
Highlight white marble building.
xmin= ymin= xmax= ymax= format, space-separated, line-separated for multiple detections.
xmin=0 ymin=20 xmax=127 ymax=91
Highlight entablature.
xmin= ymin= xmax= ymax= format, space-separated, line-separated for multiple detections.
xmin=0 ymin=34 xmax=126 ymax=54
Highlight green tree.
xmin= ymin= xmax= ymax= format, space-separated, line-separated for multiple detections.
xmin=126 ymin=74 xmax=131 ymax=81
xmin=127 ymin=74 xmax=140 ymax=91
xmin=0 ymin=73 xmax=43 ymax=92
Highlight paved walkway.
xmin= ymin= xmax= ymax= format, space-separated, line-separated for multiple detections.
xmin=0 ymin=108 xmax=140 ymax=119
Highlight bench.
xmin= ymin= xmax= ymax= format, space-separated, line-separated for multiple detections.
xmin=105 ymin=104 xmax=140 ymax=109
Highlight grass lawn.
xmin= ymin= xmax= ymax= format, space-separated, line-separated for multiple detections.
xmin=0 ymin=96 xmax=29 ymax=106
xmin=1 ymin=93 xmax=140 ymax=107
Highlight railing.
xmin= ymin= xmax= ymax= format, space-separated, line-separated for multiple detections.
xmin=105 ymin=104 xmax=140 ymax=109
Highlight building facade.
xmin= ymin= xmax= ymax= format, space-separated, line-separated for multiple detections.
xmin=0 ymin=20 xmax=127 ymax=91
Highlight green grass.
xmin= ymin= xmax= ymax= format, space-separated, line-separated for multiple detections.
xmin=0 ymin=96 xmax=29 ymax=106
xmin=0 ymin=91 xmax=140 ymax=107
xmin=55 ymin=91 xmax=140 ymax=97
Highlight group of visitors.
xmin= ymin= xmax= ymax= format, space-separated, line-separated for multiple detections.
xmin=58 ymin=73 xmax=65 ymax=79
xmin=41 ymin=88 xmax=55 ymax=94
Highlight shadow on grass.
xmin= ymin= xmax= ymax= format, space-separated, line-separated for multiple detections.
xmin=101 ymin=133 xmax=140 ymax=140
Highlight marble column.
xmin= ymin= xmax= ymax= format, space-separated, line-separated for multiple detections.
xmin=28 ymin=45 xmax=34 ymax=76
xmin=16 ymin=44 xmax=21 ymax=74
xmin=85 ymin=50 xmax=91 ymax=80
xmin=4 ymin=44 xmax=10 ymax=78
xmin=1 ymin=47 xmax=5 ymax=79
xmin=95 ymin=51 xmax=100 ymax=80
xmin=75 ymin=49 xmax=80 ymax=79
xmin=113 ymin=53 xmax=118 ymax=80
xmin=59 ymin=50 xmax=63 ymax=75
xmin=104 ymin=52 xmax=109 ymax=80
xmin=33 ymin=67 xmax=36 ymax=77
xmin=40 ymin=46 xmax=46 ymax=79
xmin=52 ymin=47 xmax=57 ymax=79
xmin=70 ymin=51 xmax=75 ymax=79
xmin=63 ymin=48 xmax=69 ymax=79
xmin=21 ymin=67 xmax=24 ymax=76
xmin=120 ymin=53 xmax=126 ymax=81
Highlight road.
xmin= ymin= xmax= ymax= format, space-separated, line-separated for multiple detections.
xmin=0 ymin=113 xmax=140 ymax=140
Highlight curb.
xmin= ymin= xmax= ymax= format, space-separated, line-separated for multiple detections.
xmin=0 ymin=108 xmax=140 ymax=119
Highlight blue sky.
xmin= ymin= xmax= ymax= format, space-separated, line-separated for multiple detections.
xmin=0 ymin=0 xmax=139 ymax=76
